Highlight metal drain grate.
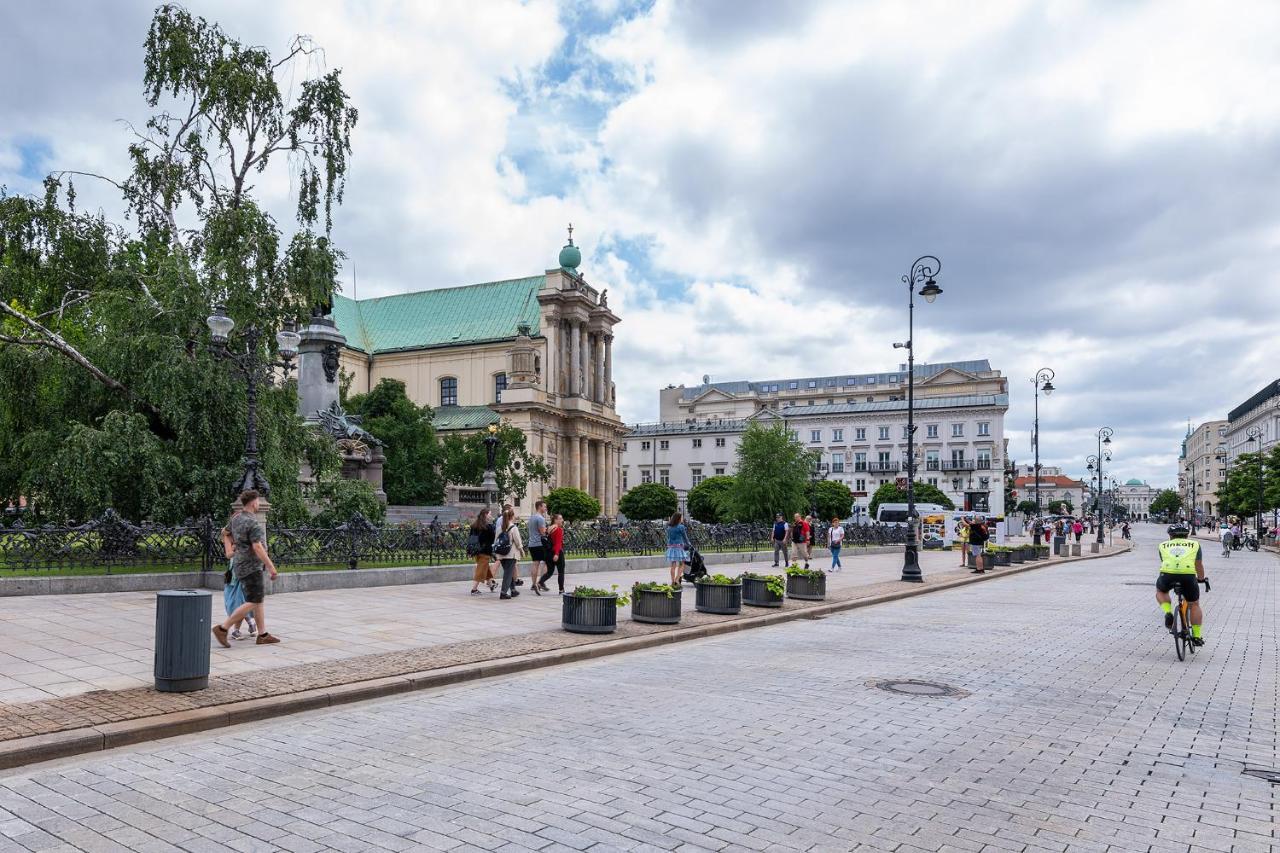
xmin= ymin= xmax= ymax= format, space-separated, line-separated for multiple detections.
xmin=867 ymin=678 xmax=970 ymax=698
xmin=1243 ymin=768 xmax=1280 ymax=785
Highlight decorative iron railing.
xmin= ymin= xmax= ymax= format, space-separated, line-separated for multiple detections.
xmin=0 ymin=512 xmax=908 ymax=573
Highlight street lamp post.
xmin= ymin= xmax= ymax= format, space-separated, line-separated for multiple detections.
xmin=1031 ymin=368 xmax=1055 ymax=516
xmin=809 ymin=461 xmax=830 ymax=519
xmin=895 ymin=255 xmax=943 ymax=583
xmin=1092 ymin=427 xmax=1113 ymax=543
xmin=1246 ymin=426 xmax=1264 ymax=534
xmin=481 ymin=423 xmax=500 ymax=509
xmin=206 ymin=305 xmax=299 ymax=501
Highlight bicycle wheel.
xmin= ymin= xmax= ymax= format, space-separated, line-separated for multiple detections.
xmin=1173 ymin=599 xmax=1186 ymax=661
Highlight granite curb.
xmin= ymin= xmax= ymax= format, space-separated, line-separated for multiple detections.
xmin=0 ymin=543 xmax=1130 ymax=771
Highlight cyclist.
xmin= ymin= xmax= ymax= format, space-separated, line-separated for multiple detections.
xmin=1155 ymin=522 xmax=1208 ymax=646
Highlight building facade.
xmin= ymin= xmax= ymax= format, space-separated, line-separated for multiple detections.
xmin=1224 ymin=380 xmax=1280 ymax=462
xmin=1178 ymin=420 xmax=1228 ymax=519
xmin=1011 ymin=473 xmax=1086 ymax=515
xmin=331 ymin=234 xmax=627 ymax=514
xmin=1115 ymin=479 xmax=1161 ymax=520
xmin=623 ymin=361 xmax=1010 ymax=518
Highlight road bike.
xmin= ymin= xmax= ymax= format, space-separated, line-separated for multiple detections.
xmin=1171 ymin=577 xmax=1210 ymax=661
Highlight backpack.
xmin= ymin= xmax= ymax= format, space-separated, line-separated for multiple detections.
xmin=494 ymin=522 xmax=513 ymax=557
xmin=465 ymin=532 xmax=481 ymax=557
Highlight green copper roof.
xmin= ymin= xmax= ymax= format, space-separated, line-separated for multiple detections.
xmin=333 ymin=276 xmax=543 ymax=354
xmin=432 ymin=406 xmax=501 ymax=431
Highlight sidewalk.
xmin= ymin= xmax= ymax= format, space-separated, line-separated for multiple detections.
xmin=0 ymin=542 xmax=1129 ymax=764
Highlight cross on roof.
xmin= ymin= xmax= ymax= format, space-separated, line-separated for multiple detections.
xmin=567 ymin=222 xmax=574 ymax=245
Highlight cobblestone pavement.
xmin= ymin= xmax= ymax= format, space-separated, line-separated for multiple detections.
xmin=0 ymin=548 xmax=950 ymax=704
xmin=3 ymin=526 xmax=1271 ymax=852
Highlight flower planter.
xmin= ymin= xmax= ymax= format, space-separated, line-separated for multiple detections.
xmin=1009 ymin=548 xmax=1026 ymax=564
xmin=742 ymin=576 xmax=784 ymax=608
xmin=785 ymin=573 xmax=826 ymax=601
xmin=562 ymin=595 xmax=618 ymax=634
xmin=993 ymin=551 xmax=1011 ymax=567
xmin=695 ymin=581 xmax=742 ymax=614
xmin=631 ymin=587 xmax=682 ymax=625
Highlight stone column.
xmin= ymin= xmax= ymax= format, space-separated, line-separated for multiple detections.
xmin=603 ymin=441 xmax=613 ymax=516
xmin=593 ymin=335 xmax=604 ymax=403
xmin=564 ymin=435 xmax=577 ymax=491
xmin=579 ymin=436 xmax=590 ymax=493
xmin=584 ymin=333 xmax=594 ymax=401
xmin=604 ymin=335 xmax=613 ymax=407
xmin=569 ymin=321 xmax=581 ymax=397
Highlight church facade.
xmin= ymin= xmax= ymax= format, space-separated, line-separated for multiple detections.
xmin=330 ymin=234 xmax=626 ymax=515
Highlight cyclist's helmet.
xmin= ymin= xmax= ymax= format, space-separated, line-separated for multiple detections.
xmin=1167 ymin=522 xmax=1190 ymax=538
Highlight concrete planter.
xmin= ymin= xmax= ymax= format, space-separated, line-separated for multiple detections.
xmin=742 ymin=576 xmax=784 ymax=608
xmin=561 ymin=595 xmax=618 ymax=634
xmin=993 ymin=551 xmax=1012 ymax=567
xmin=631 ymin=587 xmax=682 ymax=625
xmin=785 ymin=573 xmax=826 ymax=600
xmin=1009 ymin=548 xmax=1026 ymax=564
xmin=695 ymin=581 xmax=742 ymax=615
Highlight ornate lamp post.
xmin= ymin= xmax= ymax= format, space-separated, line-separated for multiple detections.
xmin=895 ymin=255 xmax=943 ymax=583
xmin=1086 ymin=452 xmax=1109 ymax=518
xmin=1031 ymin=368 xmax=1055 ymax=515
xmin=1246 ymin=425 xmax=1264 ymax=534
xmin=206 ymin=305 xmax=299 ymax=501
xmin=808 ymin=460 xmax=830 ymax=519
xmin=481 ymin=423 xmax=500 ymax=509
xmin=1091 ymin=427 xmax=1113 ymax=543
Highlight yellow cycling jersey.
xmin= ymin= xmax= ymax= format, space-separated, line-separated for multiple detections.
xmin=1158 ymin=538 xmax=1201 ymax=574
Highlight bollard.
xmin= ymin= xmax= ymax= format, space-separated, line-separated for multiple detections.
xmin=1070 ymin=543 xmax=1081 ymax=557
xmin=1053 ymin=535 xmax=1065 ymax=556
xmin=1090 ymin=542 xmax=1100 ymax=553
xmin=154 ymin=590 xmax=212 ymax=692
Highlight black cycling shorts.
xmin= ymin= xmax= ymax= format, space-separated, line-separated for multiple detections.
xmin=1156 ymin=572 xmax=1199 ymax=602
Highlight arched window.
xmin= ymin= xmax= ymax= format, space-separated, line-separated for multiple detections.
xmin=439 ymin=377 xmax=458 ymax=407
xmin=494 ymin=372 xmax=508 ymax=403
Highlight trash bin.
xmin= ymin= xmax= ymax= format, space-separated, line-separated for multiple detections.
xmin=1053 ymin=535 xmax=1065 ymax=556
xmin=154 ymin=590 xmax=212 ymax=692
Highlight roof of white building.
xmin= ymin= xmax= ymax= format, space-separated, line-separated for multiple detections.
xmin=675 ymin=360 xmax=994 ymax=400
xmin=780 ymin=393 xmax=1008 ymax=416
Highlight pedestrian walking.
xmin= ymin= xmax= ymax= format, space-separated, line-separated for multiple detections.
xmin=468 ymin=508 xmax=497 ymax=595
xmin=1072 ymin=518 xmax=1083 ymax=542
xmin=968 ymin=517 xmax=989 ymax=573
xmin=771 ymin=513 xmax=790 ymax=567
xmin=540 ymin=513 xmax=566 ymax=593
xmin=527 ymin=500 xmax=549 ymax=595
xmin=495 ymin=506 xmax=524 ymax=600
xmin=792 ymin=512 xmax=811 ymax=569
xmin=828 ymin=517 xmax=844 ymax=571
xmin=666 ymin=512 xmax=692 ymax=586
xmin=956 ymin=517 xmax=970 ymax=566
xmin=213 ymin=490 xmax=280 ymax=647
xmin=219 ymin=519 xmax=257 ymax=640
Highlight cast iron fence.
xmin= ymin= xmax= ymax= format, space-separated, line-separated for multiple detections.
xmin=0 ymin=511 xmax=908 ymax=574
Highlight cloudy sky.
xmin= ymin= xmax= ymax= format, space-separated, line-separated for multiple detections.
xmin=4 ymin=0 xmax=1278 ymax=487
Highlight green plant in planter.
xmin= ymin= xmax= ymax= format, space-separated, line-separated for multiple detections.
xmin=697 ymin=573 xmax=740 ymax=585
xmin=569 ymin=584 xmax=631 ymax=607
xmin=633 ymin=581 xmax=679 ymax=598
xmin=741 ymin=572 xmax=786 ymax=598
xmin=784 ymin=564 xmax=824 ymax=579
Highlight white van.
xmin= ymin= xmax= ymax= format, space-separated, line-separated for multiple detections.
xmin=875 ymin=502 xmax=949 ymax=526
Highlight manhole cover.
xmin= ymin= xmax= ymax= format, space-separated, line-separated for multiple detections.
xmin=867 ymin=678 xmax=970 ymax=698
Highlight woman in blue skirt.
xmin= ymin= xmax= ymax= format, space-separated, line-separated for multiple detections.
xmin=666 ymin=512 xmax=691 ymax=586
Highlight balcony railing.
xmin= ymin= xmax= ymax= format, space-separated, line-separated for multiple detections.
xmin=942 ymin=460 xmax=975 ymax=471
xmin=868 ymin=461 xmax=901 ymax=473
xmin=925 ymin=460 xmax=940 ymax=471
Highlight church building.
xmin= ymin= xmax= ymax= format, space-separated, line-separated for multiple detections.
xmin=330 ymin=231 xmax=625 ymax=515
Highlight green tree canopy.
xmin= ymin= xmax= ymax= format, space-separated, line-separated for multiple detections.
xmin=618 ymin=483 xmax=677 ymax=520
xmin=811 ymin=479 xmax=854 ymax=521
xmin=867 ymin=481 xmax=955 ymax=517
xmin=1149 ymin=488 xmax=1182 ymax=518
xmin=728 ymin=422 xmax=815 ymax=522
xmin=1048 ymin=499 xmax=1074 ymax=515
xmin=440 ymin=423 xmax=551 ymax=507
xmin=1215 ymin=449 xmax=1280 ymax=521
xmin=687 ymin=475 xmax=735 ymax=523
xmin=546 ymin=487 xmax=600 ymax=522
xmin=0 ymin=5 xmax=357 ymax=523
xmin=346 ymin=378 xmax=444 ymax=505
xmin=1015 ymin=499 xmax=1040 ymax=516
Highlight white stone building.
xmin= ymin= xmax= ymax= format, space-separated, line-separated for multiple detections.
xmin=1115 ymin=479 xmax=1162 ymax=520
xmin=1224 ymin=380 xmax=1280 ymax=462
xmin=1178 ymin=420 xmax=1228 ymax=519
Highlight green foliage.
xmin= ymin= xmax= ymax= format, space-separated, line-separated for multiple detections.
xmin=346 ymin=378 xmax=443 ymax=505
xmin=1048 ymin=499 xmax=1074 ymax=514
xmin=1015 ymin=499 xmax=1039 ymax=516
xmin=729 ymin=422 xmax=814 ymax=522
xmin=441 ymin=422 xmax=551 ymax=506
xmin=632 ymin=580 xmax=679 ymax=597
xmin=1215 ymin=449 xmax=1280 ymax=520
xmin=546 ymin=487 xmax=600 ymax=522
xmin=310 ymin=476 xmax=386 ymax=527
xmin=784 ymin=563 xmax=824 ymax=579
xmin=867 ymin=481 xmax=955 ymax=517
xmin=0 ymin=6 xmax=358 ymax=524
xmin=696 ymin=573 xmax=740 ymax=586
xmin=811 ymin=479 xmax=854 ymax=521
xmin=618 ymin=482 xmax=677 ymax=520
xmin=1149 ymin=487 xmax=1183 ymax=518
xmin=687 ymin=475 xmax=735 ymax=523
xmin=741 ymin=571 xmax=785 ymax=598
xmin=569 ymin=584 xmax=629 ymax=607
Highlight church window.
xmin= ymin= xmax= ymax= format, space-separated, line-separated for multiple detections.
xmin=494 ymin=373 xmax=507 ymax=403
xmin=439 ymin=377 xmax=457 ymax=407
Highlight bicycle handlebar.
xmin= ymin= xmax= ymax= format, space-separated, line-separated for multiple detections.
xmin=1199 ymin=577 xmax=1211 ymax=591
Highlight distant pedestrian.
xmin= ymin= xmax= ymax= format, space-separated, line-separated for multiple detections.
xmin=468 ymin=508 xmax=497 ymax=595
xmin=219 ymin=518 xmax=257 ymax=640
xmin=666 ymin=512 xmax=691 ymax=586
xmin=828 ymin=517 xmax=844 ymax=571
xmin=793 ymin=512 xmax=812 ymax=569
xmin=213 ymin=490 xmax=280 ymax=647
xmin=1220 ymin=523 xmax=1233 ymax=557
xmin=771 ymin=513 xmax=790 ymax=567
xmin=956 ymin=518 xmax=970 ymax=566
xmin=968 ymin=517 xmax=989 ymax=574
xmin=540 ymin=513 xmax=566 ymax=593
xmin=495 ymin=506 xmax=524 ymax=600
xmin=528 ymin=500 xmax=549 ymax=596
xmin=1072 ymin=519 xmax=1083 ymax=542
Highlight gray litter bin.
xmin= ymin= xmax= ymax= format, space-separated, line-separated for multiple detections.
xmin=154 ymin=590 xmax=212 ymax=692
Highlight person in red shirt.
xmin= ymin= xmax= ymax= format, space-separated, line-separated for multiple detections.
xmin=539 ymin=513 xmax=567 ymax=593
xmin=792 ymin=512 xmax=811 ymax=569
